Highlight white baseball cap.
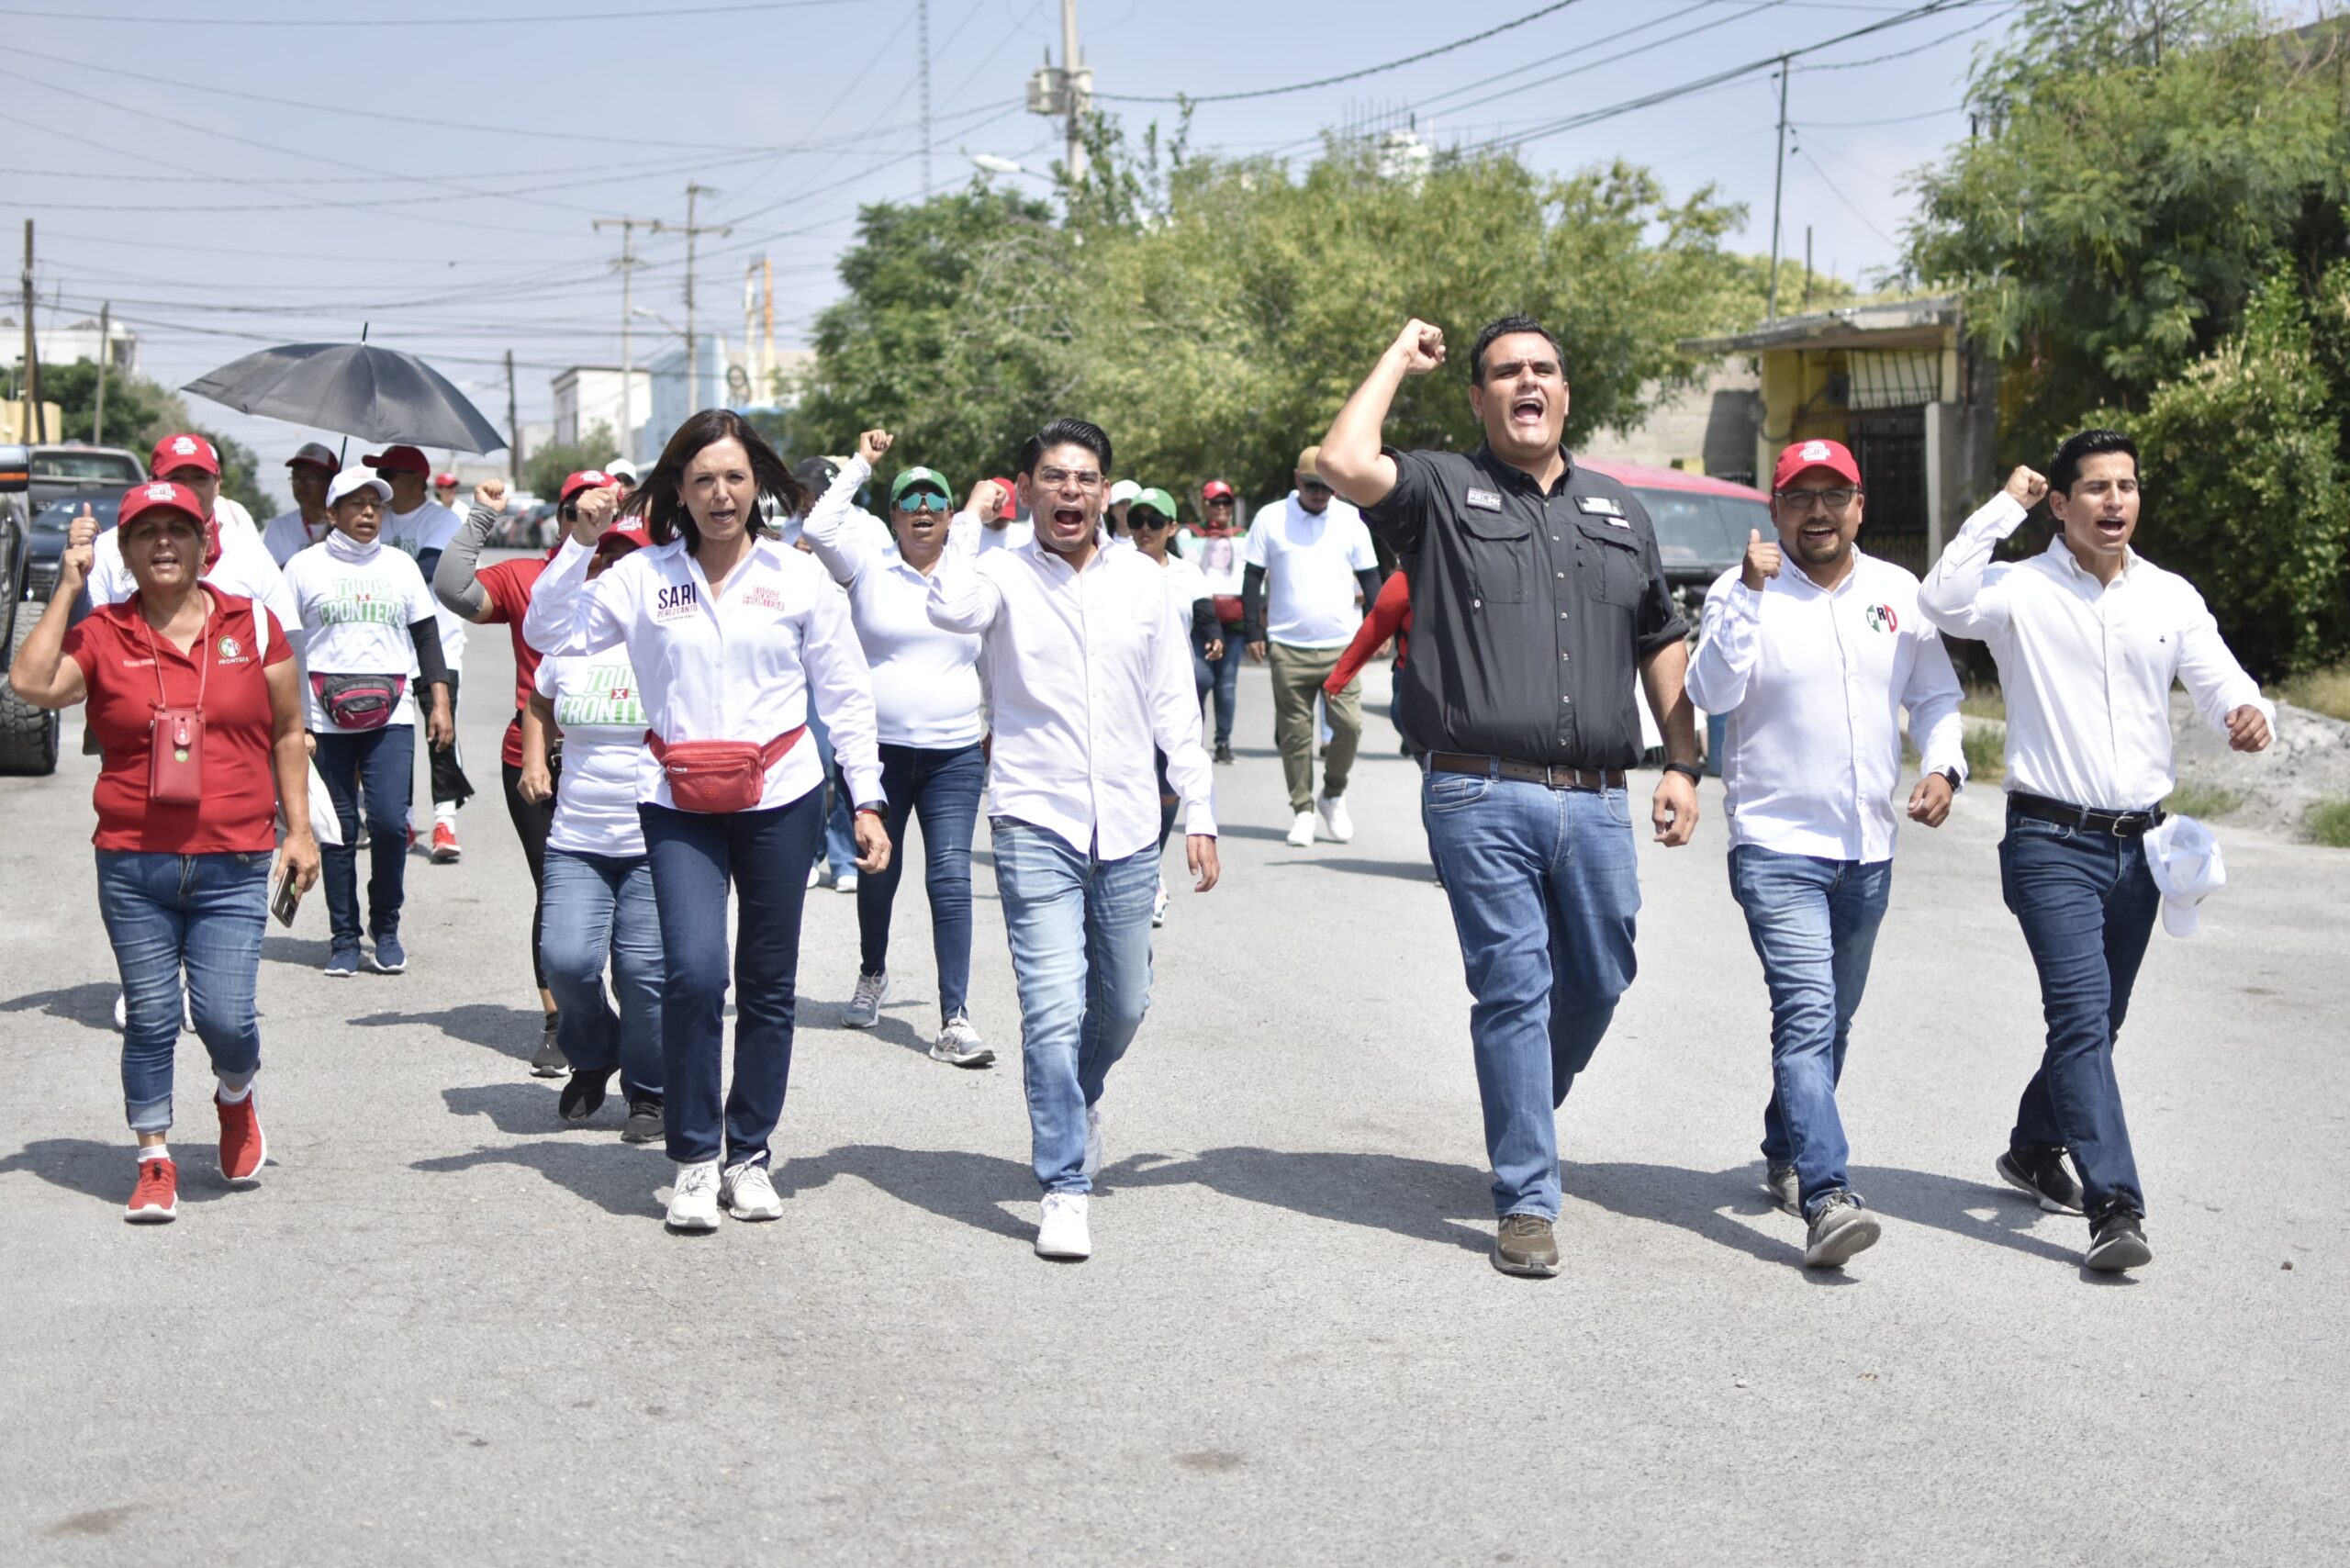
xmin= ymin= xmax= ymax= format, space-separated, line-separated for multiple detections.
xmin=2145 ymin=814 xmax=2226 ymax=937
xmin=326 ymin=469 xmax=394 ymax=509
xmin=1108 ymin=478 xmax=1142 ymax=506
xmin=606 ymin=458 xmax=640 ymax=483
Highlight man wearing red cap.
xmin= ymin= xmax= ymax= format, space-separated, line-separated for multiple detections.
xmin=1685 ymin=437 xmax=1967 ymax=1270
xmin=87 ymin=432 xmax=297 ymax=637
xmin=1192 ymin=478 xmax=1248 ymax=762
xmin=368 ymin=444 xmax=472 ymax=860
xmin=148 ymin=431 xmax=259 ymax=544
xmin=262 ymin=442 xmax=340 ymax=567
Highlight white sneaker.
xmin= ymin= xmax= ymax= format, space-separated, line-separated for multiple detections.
xmin=930 ymin=1013 xmax=996 ymax=1068
xmin=1285 ymin=811 xmax=1316 ymax=848
xmin=721 ymin=1159 xmax=784 ymax=1221
xmin=834 ymin=870 xmax=859 ymax=894
xmin=1151 ymin=878 xmax=1169 ymax=927
xmin=842 ymin=969 xmax=890 ymax=1028
xmin=113 ymin=991 xmax=126 ymax=1031
xmin=1315 ymin=793 xmax=1354 ymax=844
xmin=1035 ymin=1192 xmax=1091 ymax=1260
xmin=1082 ymin=1104 xmax=1102 ymax=1181
xmin=665 ymin=1159 xmax=721 ymax=1232
xmin=806 ymin=862 xmax=825 ymax=890
xmin=182 ymin=991 xmax=196 ymax=1034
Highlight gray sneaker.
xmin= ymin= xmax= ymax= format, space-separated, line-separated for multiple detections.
xmin=530 ymin=1014 xmax=566 ymax=1078
xmin=1803 ymin=1191 xmax=1882 ymax=1269
xmin=1763 ymin=1162 xmax=1800 ymax=1216
xmin=1492 ymin=1213 xmax=1560 ymax=1278
xmin=929 ymin=1014 xmax=995 ymax=1068
xmin=841 ymin=970 xmax=889 ymax=1029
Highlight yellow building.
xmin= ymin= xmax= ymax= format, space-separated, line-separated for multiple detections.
xmin=1681 ymin=295 xmax=1998 ymax=575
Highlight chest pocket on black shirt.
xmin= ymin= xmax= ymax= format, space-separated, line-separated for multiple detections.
xmin=1457 ymin=510 xmax=1530 ymax=605
xmin=1574 ymin=519 xmax=1643 ymax=608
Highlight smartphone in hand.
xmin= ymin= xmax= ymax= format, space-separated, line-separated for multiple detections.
xmin=271 ymin=859 xmax=304 ymax=928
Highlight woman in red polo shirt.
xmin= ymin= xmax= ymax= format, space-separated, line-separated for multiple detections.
xmin=7 ymin=482 xmax=319 ymax=1224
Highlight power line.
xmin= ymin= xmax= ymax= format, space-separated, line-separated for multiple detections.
xmin=0 ymin=0 xmax=870 ymax=24
xmin=1096 ymin=0 xmax=1593 ymax=104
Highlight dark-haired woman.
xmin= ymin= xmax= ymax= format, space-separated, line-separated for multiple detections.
xmin=525 ymin=409 xmax=890 ymax=1234
xmin=8 ymin=482 xmax=320 ymax=1222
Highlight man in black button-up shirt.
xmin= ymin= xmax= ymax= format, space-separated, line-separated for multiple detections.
xmin=1322 ymin=314 xmax=1703 ymax=1279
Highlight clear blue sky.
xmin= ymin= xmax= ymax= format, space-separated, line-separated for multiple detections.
xmin=6 ymin=0 xmax=2318 ymax=503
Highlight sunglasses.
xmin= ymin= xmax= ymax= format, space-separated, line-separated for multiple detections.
xmin=1299 ymin=480 xmax=1332 ymax=495
xmin=1205 ymin=495 xmax=1235 ymax=506
xmin=1130 ymin=511 xmax=1175 ymax=530
xmin=896 ymin=490 xmax=949 ymax=514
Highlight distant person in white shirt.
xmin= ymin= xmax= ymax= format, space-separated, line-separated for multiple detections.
xmin=89 ymin=432 xmax=297 ymax=634
xmin=1919 ymin=430 xmax=2273 ymax=1273
xmin=947 ymin=476 xmax=1031 ymax=556
xmin=1687 ymin=438 xmax=1966 ymax=1271
xmin=262 ymin=442 xmax=340 ymax=566
xmin=928 ymin=417 xmax=1219 ymax=1263
xmin=368 ymin=444 xmax=473 ymax=862
xmin=1243 ymin=444 xmax=1382 ymax=847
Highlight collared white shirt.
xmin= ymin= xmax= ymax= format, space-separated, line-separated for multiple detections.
xmin=1687 ymin=550 xmax=1965 ymax=863
xmin=382 ymin=499 xmax=468 ymax=670
xmin=1243 ymin=492 xmax=1377 ymax=648
xmin=948 ymin=510 xmax=1035 ymax=555
xmin=928 ymin=530 xmax=1215 ymax=859
xmin=801 ymin=456 xmax=984 ymax=749
xmin=523 ymin=533 xmax=882 ymax=813
xmin=1918 ymin=493 xmax=2272 ymax=811
xmin=90 ymin=509 xmax=300 ymax=636
xmin=262 ymin=509 xmax=332 ymax=567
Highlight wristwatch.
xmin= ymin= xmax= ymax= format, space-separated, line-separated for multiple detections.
xmin=854 ymin=801 xmax=887 ymax=817
xmin=1936 ymin=767 xmax=1963 ymax=792
xmin=1662 ymin=761 xmax=1703 ymax=784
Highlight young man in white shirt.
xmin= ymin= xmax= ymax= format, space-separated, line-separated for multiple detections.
xmin=1243 ymin=444 xmax=1382 ymax=846
xmin=1687 ymin=439 xmax=1966 ymax=1270
xmin=262 ymin=442 xmax=339 ymax=566
xmin=1919 ymin=430 xmax=2274 ymax=1272
xmin=927 ymin=417 xmax=1220 ymax=1263
xmin=369 ymin=444 xmax=473 ymax=861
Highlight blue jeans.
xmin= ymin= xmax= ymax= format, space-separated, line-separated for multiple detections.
xmin=540 ymin=847 xmax=665 ymax=1103
xmin=804 ymin=707 xmax=861 ymax=877
xmin=640 ymin=790 xmax=822 ymax=1168
xmin=1728 ymin=846 xmax=1894 ymax=1215
xmin=314 ymin=724 xmax=415 ymax=947
xmin=1998 ymin=812 xmax=2157 ymax=1216
xmin=991 ymin=820 xmax=1158 ymax=1194
xmin=859 ymin=742 xmax=984 ymax=1021
xmin=1205 ymin=623 xmax=1244 ymax=746
xmin=1421 ymin=769 xmax=1641 ymax=1220
xmin=95 ymin=850 xmax=270 ymax=1132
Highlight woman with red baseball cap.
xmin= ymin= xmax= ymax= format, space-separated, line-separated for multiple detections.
xmin=516 ymin=509 xmax=666 ymax=1143
xmin=6 ymin=481 xmax=320 ymax=1223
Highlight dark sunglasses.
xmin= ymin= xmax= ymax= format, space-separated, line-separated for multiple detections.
xmin=1205 ymin=495 xmax=1236 ymax=506
xmin=1299 ymin=480 xmax=1333 ymax=495
xmin=1130 ymin=511 xmax=1176 ymax=530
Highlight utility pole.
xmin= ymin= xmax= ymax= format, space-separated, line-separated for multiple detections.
xmin=20 ymin=218 xmax=45 ymax=442
xmin=1801 ymin=227 xmax=1813 ymax=313
xmin=1061 ymin=0 xmax=1086 ymax=182
xmin=655 ymin=184 xmax=731 ymax=409
xmin=1765 ymin=56 xmax=1790 ymax=322
xmin=504 ymin=349 xmax=520 ymax=485
xmin=918 ymin=0 xmax=933 ymax=194
xmin=92 ymin=300 xmax=110 ymax=443
xmin=593 ymin=215 xmax=655 ymax=461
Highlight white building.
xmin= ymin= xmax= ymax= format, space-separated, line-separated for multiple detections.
xmin=550 ymin=364 xmax=651 ymax=456
xmin=3 ymin=314 xmax=140 ymax=379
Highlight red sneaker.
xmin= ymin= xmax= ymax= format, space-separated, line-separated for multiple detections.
xmin=430 ymin=822 xmax=461 ymax=863
xmin=125 ymin=1157 xmax=178 ymax=1223
xmin=217 ymin=1089 xmax=266 ymax=1182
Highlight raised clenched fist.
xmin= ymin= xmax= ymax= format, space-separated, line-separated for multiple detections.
xmin=856 ymin=429 xmax=894 ymax=466
xmin=1392 ymin=319 xmax=1446 ymax=375
xmin=2005 ymin=465 xmax=2050 ymax=509
xmin=474 ymin=479 xmax=509 ymax=513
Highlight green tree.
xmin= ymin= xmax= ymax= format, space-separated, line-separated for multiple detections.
xmin=2099 ymin=267 xmax=2350 ymax=676
xmin=36 ymin=359 xmax=274 ymax=516
xmin=525 ymin=421 xmax=616 ymax=502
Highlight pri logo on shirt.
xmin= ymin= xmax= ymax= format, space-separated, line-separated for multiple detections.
xmin=1863 ymin=603 xmax=1899 ymax=634
xmin=1800 ymin=440 xmax=1833 ymax=464
xmin=217 ymin=635 xmax=244 ymax=663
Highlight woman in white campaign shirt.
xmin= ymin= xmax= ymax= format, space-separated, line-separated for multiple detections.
xmin=1128 ymin=487 xmax=1222 ymax=926
xmin=522 ymin=409 xmax=889 ymax=1235
xmin=516 ymin=520 xmax=666 ymax=1145
xmin=280 ymin=470 xmax=453 ymax=978
xmin=799 ymin=430 xmax=994 ymax=1068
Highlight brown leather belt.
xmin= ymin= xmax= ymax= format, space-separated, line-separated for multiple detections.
xmin=1427 ymin=751 xmax=1625 ymax=791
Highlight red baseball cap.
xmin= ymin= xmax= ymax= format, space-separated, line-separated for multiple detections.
xmin=1202 ymin=479 xmax=1235 ymax=500
xmin=560 ymin=468 xmax=621 ymax=506
xmin=432 ymin=471 xmax=459 ymax=487
xmin=150 ymin=432 xmax=220 ymax=478
xmin=986 ymin=476 xmax=1015 ymax=506
xmin=593 ymin=520 xmax=652 ymax=556
xmin=363 ymin=444 xmax=432 ymax=475
xmin=118 ymin=479 xmax=208 ymax=531
xmin=1773 ymin=438 xmax=1863 ymax=493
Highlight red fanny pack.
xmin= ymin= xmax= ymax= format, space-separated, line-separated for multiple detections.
xmin=646 ymin=729 xmax=804 ymax=814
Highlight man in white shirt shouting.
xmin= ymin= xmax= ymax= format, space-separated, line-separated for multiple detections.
xmin=928 ymin=417 xmax=1220 ymax=1263
xmin=1243 ymin=444 xmax=1382 ymax=847
xmin=1919 ymin=430 xmax=2273 ymax=1272
xmin=1688 ymin=438 xmax=1966 ymax=1270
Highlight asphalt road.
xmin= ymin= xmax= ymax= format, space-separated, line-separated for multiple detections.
xmin=4 ymin=609 xmax=2346 ymax=1566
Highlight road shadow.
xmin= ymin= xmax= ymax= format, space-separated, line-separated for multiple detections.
xmin=0 ymin=1136 xmax=237 ymax=1208
xmin=780 ymin=1142 xmax=1035 ymax=1240
xmin=0 ymin=981 xmax=119 ymax=1036
xmin=348 ymin=1002 xmax=544 ymax=1065
xmin=1215 ymin=823 xmax=1297 ymax=844
xmin=414 ymin=1081 xmax=655 ymax=1218
xmin=1847 ymin=1162 xmax=2092 ymax=1270
xmin=1102 ymin=1147 xmax=1493 ymax=1255
xmin=1289 ymin=856 xmax=1438 ymax=883
xmin=1567 ymin=1159 xmax=1818 ymax=1274
xmin=261 ymin=935 xmax=333 ymax=970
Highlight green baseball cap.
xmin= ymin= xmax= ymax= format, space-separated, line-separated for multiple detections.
xmin=1131 ymin=486 xmax=1180 ymax=521
xmin=890 ymin=465 xmax=952 ymax=507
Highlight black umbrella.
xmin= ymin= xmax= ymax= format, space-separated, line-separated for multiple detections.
xmin=183 ymin=342 xmax=507 ymax=454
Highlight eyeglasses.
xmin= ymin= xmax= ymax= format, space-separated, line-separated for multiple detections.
xmin=1035 ymin=465 xmax=1104 ymax=492
xmin=1298 ymin=480 xmax=1333 ymax=496
xmin=1205 ymin=495 xmax=1235 ymax=507
xmin=1130 ymin=512 xmax=1175 ymax=530
xmin=1776 ymin=487 xmax=1859 ymax=512
xmin=897 ymin=490 xmax=949 ymax=514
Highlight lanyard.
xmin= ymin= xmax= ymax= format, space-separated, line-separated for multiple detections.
xmin=133 ymin=590 xmax=213 ymax=713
